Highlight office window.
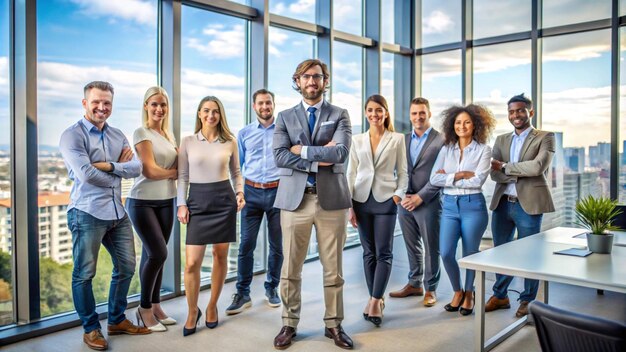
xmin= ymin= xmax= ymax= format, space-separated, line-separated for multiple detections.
xmin=333 ymin=0 xmax=362 ymax=36
xmin=620 ymin=27 xmax=626 ymax=203
xmin=381 ymin=52 xmax=395 ymax=122
xmin=268 ymin=27 xmax=317 ymax=114
xmin=543 ymin=0 xmax=611 ymax=29
xmin=473 ymin=41 xmax=531 ymax=136
xmin=270 ymin=0 xmax=316 ymax=24
xmin=381 ymin=0 xmax=394 ymax=44
xmin=622 ymin=0 xmax=626 ymax=16
xmin=473 ymin=0 xmax=531 ymax=39
xmin=543 ymin=30 xmax=611 ymax=228
xmin=421 ymin=0 xmax=462 ymax=48
xmin=181 ymin=6 xmax=248 ymax=282
xmin=332 ymin=41 xmax=363 ymax=134
xmin=421 ymin=50 xmax=462 ymax=124
xmin=37 ymin=0 xmax=157 ymax=317
xmin=0 ymin=0 xmax=12 ymax=327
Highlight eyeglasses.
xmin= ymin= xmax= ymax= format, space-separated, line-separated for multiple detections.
xmin=300 ymin=74 xmax=324 ymax=81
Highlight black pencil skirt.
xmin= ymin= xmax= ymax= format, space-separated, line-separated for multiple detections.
xmin=186 ymin=180 xmax=237 ymax=245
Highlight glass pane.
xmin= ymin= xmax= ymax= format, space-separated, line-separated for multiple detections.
xmin=421 ymin=50 xmax=462 ymax=122
xmin=37 ymin=0 xmax=157 ymax=317
xmin=332 ymin=41 xmax=363 ymax=134
xmin=620 ymin=28 xmax=626 ymax=203
xmin=543 ymin=30 xmax=611 ymax=228
xmin=473 ymin=41 xmax=531 ymax=237
xmin=0 ymin=0 xmax=13 ymax=327
xmin=270 ymin=0 xmax=317 ymax=24
xmin=181 ymin=7 xmax=248 ymax=282
xmin=421 ymin=0 xmax=462 ymax=48
xmin=622 ymin=0 xmax=626 ymax=16
xmin=473 ymin=0 xmax=531 ymax=39
xmin=543 ymin=0 xmax=611 ymax=29
xmin=381 ymin=52 xmax=395 ymax=121
xmin=381 ymin=0 xmax=394 ymax=44
xmin=268 ymin=27 xmax=317 ymax=114
xmin=333 ymin=0 xmax=362 ymax=36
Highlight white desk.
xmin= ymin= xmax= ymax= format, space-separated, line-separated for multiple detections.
xmin=458 ymin=227 xmax=626 ymax=352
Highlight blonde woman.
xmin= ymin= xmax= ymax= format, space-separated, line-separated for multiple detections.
xmin=177 ymin=96 xmax=245 ymax=335
xmin=126 ymin=86 xmax=178 ymax=331
xmin=347 ymin=94 xmax=408 ymax=327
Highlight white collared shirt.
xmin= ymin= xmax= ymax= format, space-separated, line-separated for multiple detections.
xmin=429 ymin=140 xmax=492 ymax=195
xmin=505 ymin=127 xmax=532 ymax=196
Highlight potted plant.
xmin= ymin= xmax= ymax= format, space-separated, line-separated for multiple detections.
xmin=575 ymin=195 xmax=622 ymax=254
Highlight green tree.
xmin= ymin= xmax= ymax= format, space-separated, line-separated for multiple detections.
xmin=0 ymin=250 xmax=11 ymax=283
xmin=39 ymin=257 xmax=73 ymax=316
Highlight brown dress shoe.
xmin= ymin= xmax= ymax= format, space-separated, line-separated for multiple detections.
xmin=107 ymin=319 xmax=151 ymax=335
xmin=485 ymin=295 xmax=510 ymax=312
xmin=324 ymin=325 xmax=354 ymax=350
xmin=423 ymin=291 xmax=437 ymax=307
xmin=83 ymin=329 xmax=108 ymax=351
xmin=516 ymin=301 xmax=530 ymax=317
xmin=389 ymin=284 xmax=423 ymax=298
xmin=274 ymin=326 xmax=296 ymax=350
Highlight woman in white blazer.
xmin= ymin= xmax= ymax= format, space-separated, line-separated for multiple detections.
xmin=347 ymin=94 xmax=408 ymax=327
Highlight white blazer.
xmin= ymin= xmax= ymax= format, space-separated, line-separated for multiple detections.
xmin=347 ymin=130 xmax=408 ymax=203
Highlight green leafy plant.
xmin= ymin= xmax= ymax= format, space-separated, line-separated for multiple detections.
xmin=575 ymin=196 xmax=622 ymax=235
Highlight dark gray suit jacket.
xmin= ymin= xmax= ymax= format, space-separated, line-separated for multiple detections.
xmin=273 ymin=100 xmax=352 ymax=211
xmin=405 ymin=128 xmax=444 ymax=204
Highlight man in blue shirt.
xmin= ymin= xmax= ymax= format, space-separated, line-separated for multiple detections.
xmin=226 ymin=89 xmax=283 ymax=315
xmin=60 ymin=81 xmax=149 ymax=351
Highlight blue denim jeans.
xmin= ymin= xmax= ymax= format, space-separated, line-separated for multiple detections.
xmin=68 ymin=208 xmax=136 ymax=333
xmin=236 ymin=185 xmax=283 ymax=295
xmin=491 ymin=197 xmax=543 ymax=302
xmin=440 ymin=194 xmax=488 ymax=292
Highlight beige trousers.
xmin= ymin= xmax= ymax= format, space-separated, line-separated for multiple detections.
xmin=279 ymin=194 xmax=347 ymax=328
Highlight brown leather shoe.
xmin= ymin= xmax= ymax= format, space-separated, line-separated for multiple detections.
xmin=389 ymin=284 xmax=423 ymax=298
xmin=83 ymin=329 xmax=108 ymax=351
xmin=485 ymin=295 xmax=510 ymax=312
xmin=324 ymin=325 xmax=354 ymax=350
xmin=107 ymin=319 xmax=151 ymax=335
xmin=516 ymin=301 xmax=530 ymax=317
xmin=274 ymin=326 xmax=296 ymax=350
xmin=423 ymin=291 xmax=437 ymax=307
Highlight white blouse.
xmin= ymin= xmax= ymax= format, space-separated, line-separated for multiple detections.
xmin=177 ymin=132 xmax=243 ymax=206
xmin=429 ymin=140 xmax=491 ymax=195
xmin=128 ymin=127 xmax=177 ymax=200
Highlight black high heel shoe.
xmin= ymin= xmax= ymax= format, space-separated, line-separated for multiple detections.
xmin=444 ymin=291 xmax=465 ymax=312
xmin=459 ymin=292 xmax=475 ymax=316
xmin=183 ymin=307 xmax=202 ymax=336
xmin=205 ymin=307 xmax=218 ymax=329
xmin=368 ymin=298 xmax=385 ymax=327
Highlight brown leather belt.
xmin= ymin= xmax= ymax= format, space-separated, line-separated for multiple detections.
xmin=304 ymin=186 xmax=317 ymax=194
xmin=505 ymin=195 xmax=518 ymax=203
xmin=245 ymin=179 xmax=279 ymax=189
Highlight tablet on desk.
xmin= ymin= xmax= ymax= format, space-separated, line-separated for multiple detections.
xmin=553 ymin=247 xmax=592 ymax=257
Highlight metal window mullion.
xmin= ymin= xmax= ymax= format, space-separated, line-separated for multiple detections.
xmin=413 ymin=0 xmax=421 ymax=104
xmin=158 ymin=0 xmax=182 ymax=296
xmin=10 ymin=0 xmax=40 ymax=323
xmin=317 ymin=0 xmax=333 ymax=102
xmin=462 ymin=0 xmax=473 ymax=105
xmin=364 ymin=0 xmax=381 ymax=100
xmin=611 ymin=0 xmax=620 ymax=200
xmin=532 ymin=0 xmax=542 ymax=127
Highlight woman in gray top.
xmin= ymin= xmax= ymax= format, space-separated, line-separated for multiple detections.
xmin=126 ymin=86 xmax=178 ymax=331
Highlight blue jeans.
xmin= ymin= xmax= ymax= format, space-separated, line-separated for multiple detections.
xmin=440 ymin=194 xmax=488 ymax=292
xmin=236 ymin=185 xmax=283 ymax=295
xmin=68 ymin=208 xmax=136 ymax=333
xmin=491 ymin=197 xmax=543 ymax=302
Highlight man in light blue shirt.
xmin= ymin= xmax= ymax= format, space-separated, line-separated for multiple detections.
xmin=226 ymin=89 xmax=283 ymax=315
xmin=59 ymin=81 xmax=148 ymax=351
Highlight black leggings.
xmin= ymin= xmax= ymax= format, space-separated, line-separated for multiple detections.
xmin=126 ymin=198 xmax=175 ymax=308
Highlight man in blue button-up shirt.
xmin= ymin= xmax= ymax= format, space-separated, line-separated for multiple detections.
xmin=226 ymin=89 xmax=283 ymax=315
xmin=60 ymin=81 xmax=148 ymax=350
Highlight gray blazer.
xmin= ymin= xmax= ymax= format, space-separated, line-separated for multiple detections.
xmin=405 ymin=129 xmax=445 ymax=204
xmin=273 ymin=100 xmax=352 ymax=211
xmin=489 ymin=128 xmax=555 ymax=215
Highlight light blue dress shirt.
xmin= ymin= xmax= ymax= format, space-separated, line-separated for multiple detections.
xmin=59 ymin=117 xmax=142 ymax=220
xmin=504 ymin=127 xmax=532 ymax=196
xmin=410 ymin=127 xmax=432 ymax=166
xmin=238 ymin=120 xmax=280 ymax=183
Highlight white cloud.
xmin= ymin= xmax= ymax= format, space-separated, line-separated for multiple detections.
xmin=332 ymin=91 xmax=363 ymax=131
xmin=271 ymin=3 xmax=287 ymax=15
xmin=186 ymin=24 xmax=246 ymax=59
xmin=0 ymin=57 xmax=8 ymax=94
xmin=423 ymin=10 xmax=454 ymax=35
xmin=269 ymin=30 xmax=289 ymax=58
xmin=543 ymin=44 xmax=609 ymax=62
xmin=289 ymin=0 xmax=315 ymax=14
xmin=69 ymin=0 xmax=156 ymax=26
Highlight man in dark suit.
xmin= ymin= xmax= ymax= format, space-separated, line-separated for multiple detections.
xmin=272 ymin=59 xmax=353 ymax=350
xmin=487 ymin=93 xmax=555 ymax=317
xmin=390 ymin=97 xmax=444 ymax=307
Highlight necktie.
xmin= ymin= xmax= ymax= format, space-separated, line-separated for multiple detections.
xmin=306 ymin=107 xmax=317 ymax=186
xmin=307 ymin=107 xmax=317 ymax=135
